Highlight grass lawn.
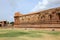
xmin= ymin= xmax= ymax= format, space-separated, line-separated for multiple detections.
xmin=0 ymin=28 xmax=60 ymax=40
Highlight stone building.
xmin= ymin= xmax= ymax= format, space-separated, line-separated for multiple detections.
xmin=0 ymin=21 xmax=7 ymax=27
xmin=14 ymin=7 xmax=60 ymax=28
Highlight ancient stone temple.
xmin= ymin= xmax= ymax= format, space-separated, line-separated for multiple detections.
xmin=14 ymin=7 xmax=60 ymax=28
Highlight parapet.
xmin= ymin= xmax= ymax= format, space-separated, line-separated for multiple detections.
xmin=14 ymin=12 xmax=23 ymax=17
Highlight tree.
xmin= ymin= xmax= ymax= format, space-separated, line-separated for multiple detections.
xmin=10 ymin=22 xmax=14 ymax=26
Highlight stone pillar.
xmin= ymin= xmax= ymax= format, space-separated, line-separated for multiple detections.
xmin=14 ymin=16 xmax=20 ymax=25
xmin=14 ymin=12 xmax=22 ymax=25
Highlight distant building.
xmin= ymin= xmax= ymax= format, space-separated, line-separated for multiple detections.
xmin=14 ymin=7 xmax=60 ymax=28
xmin=0 ymin=21 xmax=7 ymax=27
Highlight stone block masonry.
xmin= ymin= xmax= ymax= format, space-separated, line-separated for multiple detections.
xmin=14 ymin=7 xmax=60 ymax=29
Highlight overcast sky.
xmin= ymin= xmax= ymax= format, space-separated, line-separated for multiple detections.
xmin=0 ymin=0 xmax=60 ymax=22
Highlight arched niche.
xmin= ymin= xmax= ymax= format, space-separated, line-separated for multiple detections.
xmin=57 ymin=12 xmax=60 ymax=20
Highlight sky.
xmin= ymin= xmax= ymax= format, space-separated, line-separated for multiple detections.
xmin=0 ymin=0 xmax=60 ymax=22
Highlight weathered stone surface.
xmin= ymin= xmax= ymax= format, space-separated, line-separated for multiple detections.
xmin=14 ymin=7 xmax=60 ymax=28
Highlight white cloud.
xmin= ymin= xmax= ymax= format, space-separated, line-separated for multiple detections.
xmin=31 ymin=0 xmax=60 ymax=12
xmin=42 ymin=0 xmax=48 ymax=5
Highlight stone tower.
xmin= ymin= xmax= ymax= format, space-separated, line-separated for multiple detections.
xmin=14 ymin=12 xmax=22 ymax=25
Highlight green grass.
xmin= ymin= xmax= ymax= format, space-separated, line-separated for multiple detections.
xmin=46 ymin=31 xmax=60 ymax=35
xmin=0 ymin=29 xmax=60 ymax=40
xmin=0 ymin=31 xmax=29 ymax=37
xmin=0 ymin=29 xmax=60 ymax=37
xmin=0 ymin=30 xmax=43 ymax=37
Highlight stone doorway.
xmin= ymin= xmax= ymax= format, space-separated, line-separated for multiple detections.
xmin=57 ymin=13 xmax=60 ymax=20
xmin=0 ymin=24 xmax=2 ymax=27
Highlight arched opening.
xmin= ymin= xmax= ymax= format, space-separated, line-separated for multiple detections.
xmin=57 ymin=13 xmax=60 ymax=20
xmin=4 ymin=21 xmax=7 ymax=26
xmin=49 ymin=14 xmax=52 ymax=20
xmin=0 ymin=24 xmax=2 ymax=27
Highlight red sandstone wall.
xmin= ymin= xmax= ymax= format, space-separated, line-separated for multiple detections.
xmin=14 ymin=24 xmax=60 ymax=28
xmin=14 ymin=7 xmax=60 ymax=28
